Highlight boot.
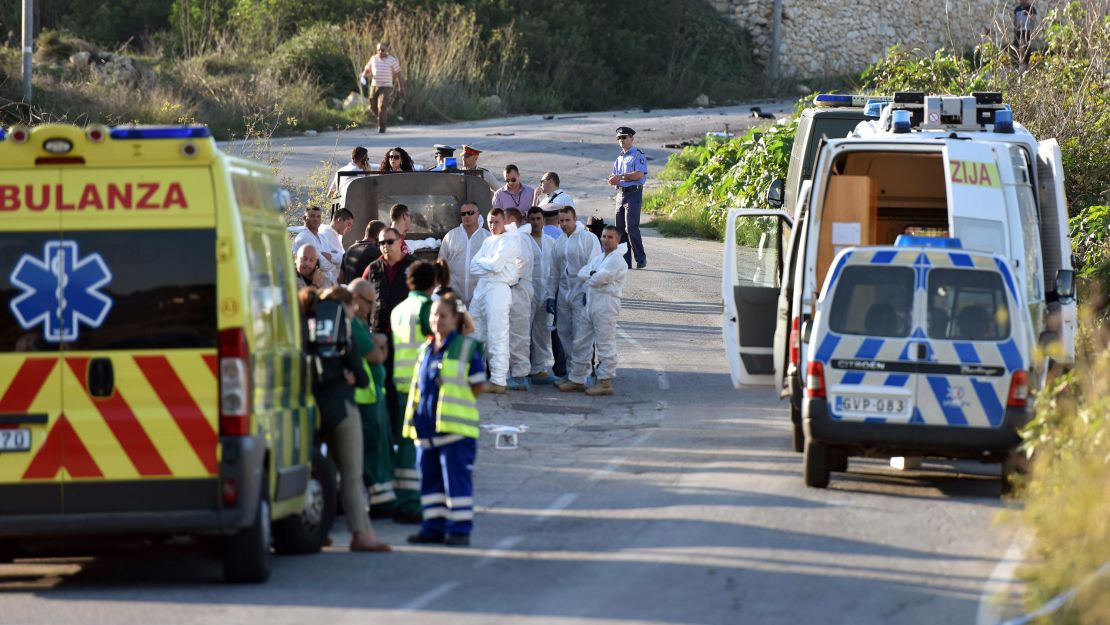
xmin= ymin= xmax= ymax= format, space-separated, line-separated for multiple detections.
xmin=529 ymin=371 xmax=558 ymax=385
xmin=555 ymin=380 xmax=586 ymax=392
xmin=507 ymin=376 xmax=530 ymax=391
xmin=585 ymin=379 xmax=614 ymax=396
xmin=487 ymin=382 xmax=508 ymax=394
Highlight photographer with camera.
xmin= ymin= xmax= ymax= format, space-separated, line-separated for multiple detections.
xmin=306 ymin=286 xmax=391 ymax=552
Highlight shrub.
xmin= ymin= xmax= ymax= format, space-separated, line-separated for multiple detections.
xmin=270 ymin=23 xmax=354 ymax=100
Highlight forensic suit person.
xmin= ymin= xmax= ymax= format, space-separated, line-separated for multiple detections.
xmin=503 ymin=208 xmax=534 ymax=391
xmin=525 ymin=207 xmax=557 ymax=383
xmin=553 ymin=206 xmax=602 ymax=392
xmin=469 ymin=208 xmax=523 ymax=394
xmin=575 ymin=226 xmax=629 ymax=395
xmin=438 ymin=201 xmax=491 ymax=306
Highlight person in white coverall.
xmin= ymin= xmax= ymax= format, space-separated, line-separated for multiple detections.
xmin=575 ymin=226 xmax=629 ymax=396
xmin=469 ymin=208 xmax=522 ymax=393
xmin=504 ymin=209 xmax=534 ymax=391
xmin=438 ymin=201 xmax=491 ymax=306
xmin=554 ymin=206 xmax=602 ymax=392
xmin=525 ymin=207 xmax=557 ymax=383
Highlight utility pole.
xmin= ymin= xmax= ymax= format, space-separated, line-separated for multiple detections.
xmin=22 ymin=0 xmax=33 ymax=104
xmin=768 ymin=0 xmax=783 ymax=84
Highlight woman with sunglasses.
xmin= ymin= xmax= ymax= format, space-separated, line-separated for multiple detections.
xmin=378 ymin=147 xmax=415 ymax=172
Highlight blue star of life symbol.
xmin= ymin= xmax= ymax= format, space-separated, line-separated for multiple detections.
xmin=9 ymin=241 xmax=113 ymax=343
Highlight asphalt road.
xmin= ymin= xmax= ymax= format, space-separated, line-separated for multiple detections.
xmin=1 ymin=106 xmax=1024 ymax=624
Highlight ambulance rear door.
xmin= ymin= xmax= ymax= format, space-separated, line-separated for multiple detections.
xmin=0 ymin=169 xmax=65 ymax=515
xmin=722 ymin=209 xmax=792 ymax=388
xmin=53 ymin=166 xmax=220 ymax=513
xmin=1036 ymin=139 xmax=1076 ymax=364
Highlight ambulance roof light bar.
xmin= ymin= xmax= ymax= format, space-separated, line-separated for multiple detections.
xmin=109 ymin=125 xmax=212 ymax=140
xmin=885 ymin=91 xmax=1010 ymax=133
xmin=814 ymin=93 xmax=893 ymax=108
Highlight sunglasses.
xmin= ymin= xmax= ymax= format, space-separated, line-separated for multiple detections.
xmin=459 ymin=210 xmax=477 ymax=217
xmin=388 ymin=153 xmax=401 ymax=159
xmin=617 ymin=135 xmax=630 ymax=140
xmin=505 ymin=177 xmax=518 ymax=183
xmin=379 ymin=239 xmax=397 ymax=246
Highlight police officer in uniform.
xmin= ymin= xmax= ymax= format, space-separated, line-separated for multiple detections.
xmin=607 ymin=126 xmax=649 ymax=269
xmin=431 ymin=145 xmax=459 ymax=171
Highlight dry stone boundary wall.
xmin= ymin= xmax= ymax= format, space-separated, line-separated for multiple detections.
xmin=704 ymin=0 xmax=1064 ymax=78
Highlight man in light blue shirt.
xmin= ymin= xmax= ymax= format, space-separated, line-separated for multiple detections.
xmin=607 ymin=126 xmax=648 ymax=269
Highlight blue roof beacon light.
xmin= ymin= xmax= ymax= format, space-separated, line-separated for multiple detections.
xmin=864 ymin=99 xmax=890 ymax=118
xmin=109 ymin=125 xmax=212 ymax=140
xmin=993 ymin=107 xmax=1014 ymax=134
xmin=814 ymin=94 xmax=856 ymax=107
xmin=895 ymin=235 xmax=964 ymax=249
xmin=891 ymin=109 xmax=912 ymax=133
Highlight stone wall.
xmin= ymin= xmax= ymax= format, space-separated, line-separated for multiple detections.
xmin=705 ymin=0 xmax=1062 ymax=78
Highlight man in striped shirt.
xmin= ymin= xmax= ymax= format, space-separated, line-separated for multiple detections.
xmin=360 ymin=42 xmax=404 ymax=133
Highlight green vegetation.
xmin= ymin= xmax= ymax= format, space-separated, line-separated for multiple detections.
xmin=0 ymin=0 xmax=759 ymax=137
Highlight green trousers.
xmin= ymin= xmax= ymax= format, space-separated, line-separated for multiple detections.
xmin=393 ymin=390 xmax=421 ymax=515
xmin=361 ymin=364 xmax=396 ymax=515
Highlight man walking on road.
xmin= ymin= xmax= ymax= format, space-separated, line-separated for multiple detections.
xmin=607 ymin=126 xmax=648 ymax=269
xmin=438 ymin=201 xmax=491 ymax=306
xmin=576 ymin=226 xmax=629 ymax=396
xmin=553 ymin=206 xmax=602 ymax=392
xmin=360 ymin=42 xmax=403 ymax=133
xmin=469 ymin=208 xmax=523 ymax=394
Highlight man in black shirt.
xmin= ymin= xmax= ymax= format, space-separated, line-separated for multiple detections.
xmin=342 ymin=220 xmax=387 ymax=284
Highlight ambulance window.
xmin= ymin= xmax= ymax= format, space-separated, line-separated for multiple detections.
xmin=827 ymin=266 xmax=914 ymax=337
xmin=926 ymin=269 xmax=1010 ymax=340
xmin=246 ymin=230 xmax=294 ymax=351
xmin=0 ymin=230 xmax=216 ymax=352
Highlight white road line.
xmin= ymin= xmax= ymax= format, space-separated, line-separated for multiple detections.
xmin=587 ymin=458 xmax=626 ymax=482
xmin=474 ymin=535 xmax=525 ymax=568
xmin=395 ymin=581 xmax=460 ymax=612
xmin=976 ymin=530 xmax=1030 ymax=625
xmin=534 ymin=492 xmax=579 ymax=521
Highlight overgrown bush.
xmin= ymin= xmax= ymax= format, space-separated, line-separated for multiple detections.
xmin=270 ymin=24 xmax=352 ymax=100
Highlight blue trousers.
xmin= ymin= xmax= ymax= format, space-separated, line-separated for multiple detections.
xmin=615 ymin=187 xmax=646 ymax=266
xmin=417 ymin=437 xmax=477 ymax=537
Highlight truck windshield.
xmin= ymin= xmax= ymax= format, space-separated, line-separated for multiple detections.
xmin=926 ymin=268 xmax=1010 ymax=340
xmin=827 ymin=266 xmax=914 ymax=338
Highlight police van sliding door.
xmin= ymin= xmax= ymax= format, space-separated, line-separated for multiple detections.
xmin=0 ymin=170 xmax=65 ymax=515
xmin=51 ymin=168 xmax=219 ymax=513
xmin=722 ymin=209 xmax=792 ymax=388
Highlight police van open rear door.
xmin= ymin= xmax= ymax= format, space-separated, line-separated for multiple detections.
xmin=0 ymin=169 xmax=65 ymax=516
xmin=1036 ymin=139 xmax=1076 ymax=364
xmin=944 ymin=140 xmax=1010 ymax=258
xmin=723 ymin=209 xmax=792 ymax=387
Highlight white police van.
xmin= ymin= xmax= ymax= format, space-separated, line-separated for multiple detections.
xmin=799 ymin=236 xmax=1032 ymax=489
xmin=722 ymin=92 xmax=1076 ymax=453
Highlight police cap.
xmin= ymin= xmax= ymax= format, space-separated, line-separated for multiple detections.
xmin=615 ymin=126 xmax=636 ymax=137
xmin=434 ymin=144 xmax=455 ymax=156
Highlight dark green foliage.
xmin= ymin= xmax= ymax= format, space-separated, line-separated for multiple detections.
xmin=269 ymin=24 xmax=353 ymax=100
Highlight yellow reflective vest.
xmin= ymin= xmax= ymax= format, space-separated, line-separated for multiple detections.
xmin=402 ymin=335 xmax=481 ymax=440
xmin=390 ymin=292 xmax=432 ymax=394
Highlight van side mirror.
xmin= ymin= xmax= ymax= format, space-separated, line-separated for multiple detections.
xmin=766 ymin=178 xmax=785 ymax=208
xmin=1055 ymin=269 xmax=1075 ymax=303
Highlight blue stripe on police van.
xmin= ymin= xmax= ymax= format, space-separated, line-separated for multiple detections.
xmin=855 ymin=338 xmax=884 ymax=359
xmin=841 ymin=371 xmax=864 ymax=385
xmin=870 ymin=250 xmax=897 ymax=265
xmin=884 ymin=373 xmax=909 ymax=387
xmin=814 ymin=333 xmax=842 ymax=363
xmin=994 ymin=257 xmax=1018 ymax=299
xmin=953 ymin=342 xmax=981 ymax=364
xmin=909 ymin=407 xmax=925 ymax=424
xmin=949 ymin=252 xmax=974 ymax=267
xmin=998 ymin=339 xmax=1023 ymax=372
xmin=827 ymin=252 xmax=853 ymax=291
xmin=970 ymin=378 xmax=1005 ymax=427
xmin=926 ymin=375 xmax=969 ymax=426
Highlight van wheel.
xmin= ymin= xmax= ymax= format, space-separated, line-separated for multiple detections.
xmin=804 ymin=440 xmax=830 ymax=488
xmin=791 ymin=401 xmax=804 ymax=453
xmin=223 ymin=484 xmax=272 ymax=583
xmin=273 ymin=450 xmax=338 ymax=554
xmin=829 ymin=448 xmax=849 ymax=473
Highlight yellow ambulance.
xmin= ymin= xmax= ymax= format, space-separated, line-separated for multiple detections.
xmin=0 ymin=124 xmax=324 ymax=583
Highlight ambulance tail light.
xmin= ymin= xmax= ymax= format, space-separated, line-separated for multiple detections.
xmin=218 ymin=328 xmax=252 ymax=436
xmin=1007 ymin=370 xmax=1029 ymax=408
xmin=9 ymin=126 xmax=29 ymax=144
xmin=222 ymin=479 xmax=239 ymax=506
xmin=806 ymin=361 xmax=826 ymax=399
xmin=86 ymin=124 xmax=109 ymax=143
xmin=790 ymin=316 xmax=801 ymax=366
